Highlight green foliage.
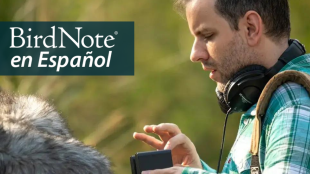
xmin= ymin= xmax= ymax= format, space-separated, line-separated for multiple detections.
xmin=0 ymin=1 xmax=309 ymax=173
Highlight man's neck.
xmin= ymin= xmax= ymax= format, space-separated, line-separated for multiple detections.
xmin=259 ymin=38 xmax=289 ymax=69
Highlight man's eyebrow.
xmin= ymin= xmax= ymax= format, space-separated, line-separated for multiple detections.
xmin=193 ymin=26 xmax=213 ymax=36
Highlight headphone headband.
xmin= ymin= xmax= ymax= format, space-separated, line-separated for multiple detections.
xmin=265 ymin=39 xmax=306 ymax=79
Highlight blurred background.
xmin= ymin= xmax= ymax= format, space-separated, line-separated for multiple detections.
xmin=0 ymin=0 xmax=309 ymax=173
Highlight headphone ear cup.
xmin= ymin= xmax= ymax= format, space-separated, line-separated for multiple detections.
xmin=215 ymin=88 xmax=231 ymax=113
xmin=223 ymin=65 xmax=267 ymax=112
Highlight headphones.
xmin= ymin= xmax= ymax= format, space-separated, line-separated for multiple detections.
xmin=216 ymin=39 xmax=306 ymax=114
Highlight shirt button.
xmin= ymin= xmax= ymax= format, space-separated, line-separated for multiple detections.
xmin=244 ymin=119 xmax=249 ymax=125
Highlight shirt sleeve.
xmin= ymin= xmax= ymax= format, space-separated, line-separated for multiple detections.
xmin=182 ymin=160 xmax=218 ymax=174
xmin=263 ymin=104 xmax=310 ymax=173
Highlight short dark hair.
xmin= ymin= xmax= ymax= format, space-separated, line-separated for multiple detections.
xmin=174 ymin=0 xmax=291 ymax=42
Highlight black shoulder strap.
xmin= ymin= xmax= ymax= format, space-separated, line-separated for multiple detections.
xmin=250 ymin=70 xmax=310 ymax=174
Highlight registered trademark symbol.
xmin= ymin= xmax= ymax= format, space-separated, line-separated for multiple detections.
xmin=114 ymin=31 xmax=118 ymax=35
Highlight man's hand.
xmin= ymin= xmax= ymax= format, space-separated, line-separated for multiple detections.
xmin=141 ymin=166 xmax=184 ymax=174
xmin=133 ymin=123 xmax=202 ymax=169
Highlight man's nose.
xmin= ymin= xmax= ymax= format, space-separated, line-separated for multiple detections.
xmin=190 ymin=39 xmax=209 ymax=62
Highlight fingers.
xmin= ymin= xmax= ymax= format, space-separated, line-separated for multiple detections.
xmin=144 ymin=124 xmax=181 ymax=136
xmin=155 ymin=123 xmax=182 ymax=136
xmin=143 ymin=125 xmax=157 ymax=133
xmin=164 ymin=133 xmax=192 ymax=150
xmin=154 ymin=130 xmax=170 ymax=142
xmin=134 ymin=123 xmax=183 ymax=149
xmin=133 ymin=132 xmax=164 ymax=149
xmin=143 ymin=124 xmax=181 ymax=142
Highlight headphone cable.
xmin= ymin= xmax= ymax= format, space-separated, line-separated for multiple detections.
xmin=216 ymin=108 xmax=232 ymax=174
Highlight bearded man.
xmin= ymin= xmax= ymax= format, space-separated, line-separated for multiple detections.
xmin=134 ymin=0 xmax=310 ymax=173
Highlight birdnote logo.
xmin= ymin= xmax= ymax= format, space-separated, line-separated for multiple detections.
xmin=10 ymin=26 xmax=116 ymax=72
xmin=0 ymin=22 xmax=134 ymax=75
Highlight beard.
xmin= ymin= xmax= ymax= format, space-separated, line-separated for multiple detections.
xmin=211 ymin=33 xmax=259 ymax=92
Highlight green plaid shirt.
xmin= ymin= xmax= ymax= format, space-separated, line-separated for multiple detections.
xmin=183 ymin=54 xmax=310 ymax=174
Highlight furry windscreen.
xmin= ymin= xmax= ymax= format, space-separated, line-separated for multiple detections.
xmin=0 ymin=92 xmax=111 ymax=174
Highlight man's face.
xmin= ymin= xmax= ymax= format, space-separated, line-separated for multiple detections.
xmin=186 ymin=0 xmax=258 ymax=92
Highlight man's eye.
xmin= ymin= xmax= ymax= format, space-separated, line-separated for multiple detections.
xmin=204 ymin=34 xmax=213 ymax=41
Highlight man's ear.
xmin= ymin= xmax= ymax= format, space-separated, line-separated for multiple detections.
xmin=239 ymin=11 xmax=263 ymax=46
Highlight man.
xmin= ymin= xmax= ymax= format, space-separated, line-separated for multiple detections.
xmin=134 ymin=0 xmax=310 ymax=173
